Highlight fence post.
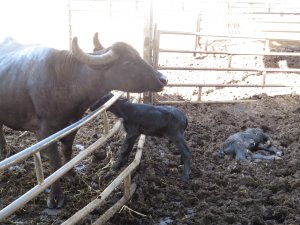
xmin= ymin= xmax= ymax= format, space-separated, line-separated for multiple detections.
xmin=143 ymin=0 xmax=154 ymax=103
xmin=33 ymin=152 xmax=44 ymax=184
xmin=102 ymin=110 xmax=109 ymax=134
xmin=263 ymin=39 xmax=270 ymax=86
xmin=124 ymin=174 xmax=131 ymax=198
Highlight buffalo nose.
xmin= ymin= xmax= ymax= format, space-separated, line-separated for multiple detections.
xmin=159 ymin=73 xmax=168 ymax=85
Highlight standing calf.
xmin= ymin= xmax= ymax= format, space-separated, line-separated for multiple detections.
xmin=91 ymin=93 xmax=191 ymax=181
xmin=218 ymin=128 xmax=283 ymax=161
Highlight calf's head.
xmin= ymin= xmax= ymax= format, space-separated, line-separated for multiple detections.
xmin=90 ymin=93 xmax=127 ymax=118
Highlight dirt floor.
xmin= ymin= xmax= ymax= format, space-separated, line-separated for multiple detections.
xmin=0 ymin=93 xmax=300 ymax=225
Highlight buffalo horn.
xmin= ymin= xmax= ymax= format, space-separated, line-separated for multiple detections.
xmin=71 ymin=37 xmax=118 ymax=66
xmin=93 ymin=32 xmax=104 ymax=50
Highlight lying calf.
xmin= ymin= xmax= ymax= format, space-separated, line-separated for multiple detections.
xmin=90 ymin=93 xmax=191 ymax=181
xmin=218 ymin=128 xmax=283 ymax=161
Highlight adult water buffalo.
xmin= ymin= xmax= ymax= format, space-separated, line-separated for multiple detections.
xmin=0 ymin=34 xmax=167 ymax=208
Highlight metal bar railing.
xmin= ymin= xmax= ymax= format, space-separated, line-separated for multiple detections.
xmin=152 ymin=28 xmax=300 ymax=104
xmin=0 ymin=91 xmax=124 ymax=221
xmin=158 ymin=30 xmax=300 ymax=41
xmin=159 ymin=48 xmax=300 ymax=57
xmin=158 ymin=66 xmax=300 ymax=73
xmin=62 ymin=134 xmax=146 ymax=225
xmin=0 ymin=92 xmax=124 ymax=172
xmin=0 ymin=120 xmax=122 ymax=221
xmin=165 ymin=83 xmax=299 ymax=88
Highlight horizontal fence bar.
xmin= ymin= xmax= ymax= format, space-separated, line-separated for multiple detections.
xmin=158 ymin=66 xmax=300 ymax=73
xmin=166 ymin=83 xmax=298 ymax=87
xmin=62 ymin=134 xmax=146 ymax=225
xmin=0 ymin=92 xmax=124 ymax=172
xmin=159 ymin=49 xmax=300 ymax=57
xmin=0 ymin=120 xmax=122 ymax=221
xmin=158 ymin=30 xmax=300 ymax=41
xmin=157 ymin=100 xmax=256 ymax=104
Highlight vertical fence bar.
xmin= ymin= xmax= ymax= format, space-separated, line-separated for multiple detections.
xmin=124 ymin=174 xmax=131 ymax=198
xmin=197 ymin=86 xmax=202 ymax=102
xmin=143 ymin=0 xmax=153 ymax=103
xmin=194 ymin=14 xmax=201 ymax=57
xmin=33 ymin=152 xmax=44 ymax=184
xmin=103 ymin=110 xmax=109 ymax=134
xmin=262 ymin=39 xmax=270 ymax=86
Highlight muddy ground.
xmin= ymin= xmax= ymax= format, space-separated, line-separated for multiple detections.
xmin=0 ymin=93 xmax=300 ymax=225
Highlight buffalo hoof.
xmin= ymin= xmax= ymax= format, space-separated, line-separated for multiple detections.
xmin=47 ymin=194 xmax=65 ymax=209
xmin=181 ymin=174 xmax=190 ymax=183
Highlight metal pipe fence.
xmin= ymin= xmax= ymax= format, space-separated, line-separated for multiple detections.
xmin=152 ymin=28 xmax=300 ymax=104
xmin=0 ymin=92 xmax=125 ymax=221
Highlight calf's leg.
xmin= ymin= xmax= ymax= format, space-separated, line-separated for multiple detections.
xmin=113 ymin=133 xmax=139 ymax=170
xmin=170 ymin=132 xmax=191 ymax=182
xmin=257 ymin=143 xmax=283 ymax=156
xmin=251 ymin=152 xmax=281 ymax=161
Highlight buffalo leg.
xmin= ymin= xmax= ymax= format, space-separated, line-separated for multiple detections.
xmin=170 ymin=132 xmax=191 ymax=182
xmin=60 ymin=131 xmax=77 ymax=180
xmin=0 ymin=124 xmax=6 ymax=157
xmin=113 ymin=133 xmax=139 ymax=170
xmin=35 ymin=125 xmax=64 ymax=209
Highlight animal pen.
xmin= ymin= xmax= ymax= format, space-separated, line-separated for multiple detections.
xmin=1 ymin=0 xmax=300 ymax=224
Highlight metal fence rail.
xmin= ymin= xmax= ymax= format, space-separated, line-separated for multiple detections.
xmin=0 ymin=92 xmax=124 ymax=221
xmin=62 ymin=134 xmax=146 ymax=225
xmin=152 ymin=27 xmax=300 ymax=104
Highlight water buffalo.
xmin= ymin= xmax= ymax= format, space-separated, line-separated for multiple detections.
xmin=90 ymin=93 xmax=191 ymax=182
xmin=0 ymin=34 xmax=167 ymax=208
xmin=218 ymin=128 xmax=283 ymax=161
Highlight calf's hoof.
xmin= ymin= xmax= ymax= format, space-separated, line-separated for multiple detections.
xmin=217 ymin=150 xmax=225 ymax=159
xmin=112 ymin=161 xmax=123 ymax=171
xmin=112 ymin=157 xmax=128 ymax=171
xmin=274 ymin=156 xmax=283 ymax=161
xmin=64 ymin=170 xmax=79 ymax=183
xmin=47 ymin=194 xmax=65 ymax=209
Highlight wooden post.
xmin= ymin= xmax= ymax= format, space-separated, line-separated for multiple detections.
xmin=33 ymin=152 xmax=44 ymax=184
xmin=194 ymin=14 xmax=201 ymax=57
xmin=102 ymin=110 xmax=109 ymax=134
xmin=263 ymin=39 xmax=270 ymax=86
xmin=124 ymin=174 xmax=131 ymax=198
xmin=143 ymin=0 xmax=154 ymax=103
xmin=197 ymin=86 xmax=202 ymax=102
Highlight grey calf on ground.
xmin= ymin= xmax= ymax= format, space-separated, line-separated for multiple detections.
xmin=218 ymin=128 xmax=283 ymax=161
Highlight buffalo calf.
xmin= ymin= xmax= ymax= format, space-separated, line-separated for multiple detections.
xmin=219 ymin=128 xmax=283 ymax=161
xmin=91 ymin=93 xmax=191 ymax=181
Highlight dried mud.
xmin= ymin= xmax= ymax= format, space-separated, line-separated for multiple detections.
xmin=1 ymin=94 xmax=300 ymax=225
